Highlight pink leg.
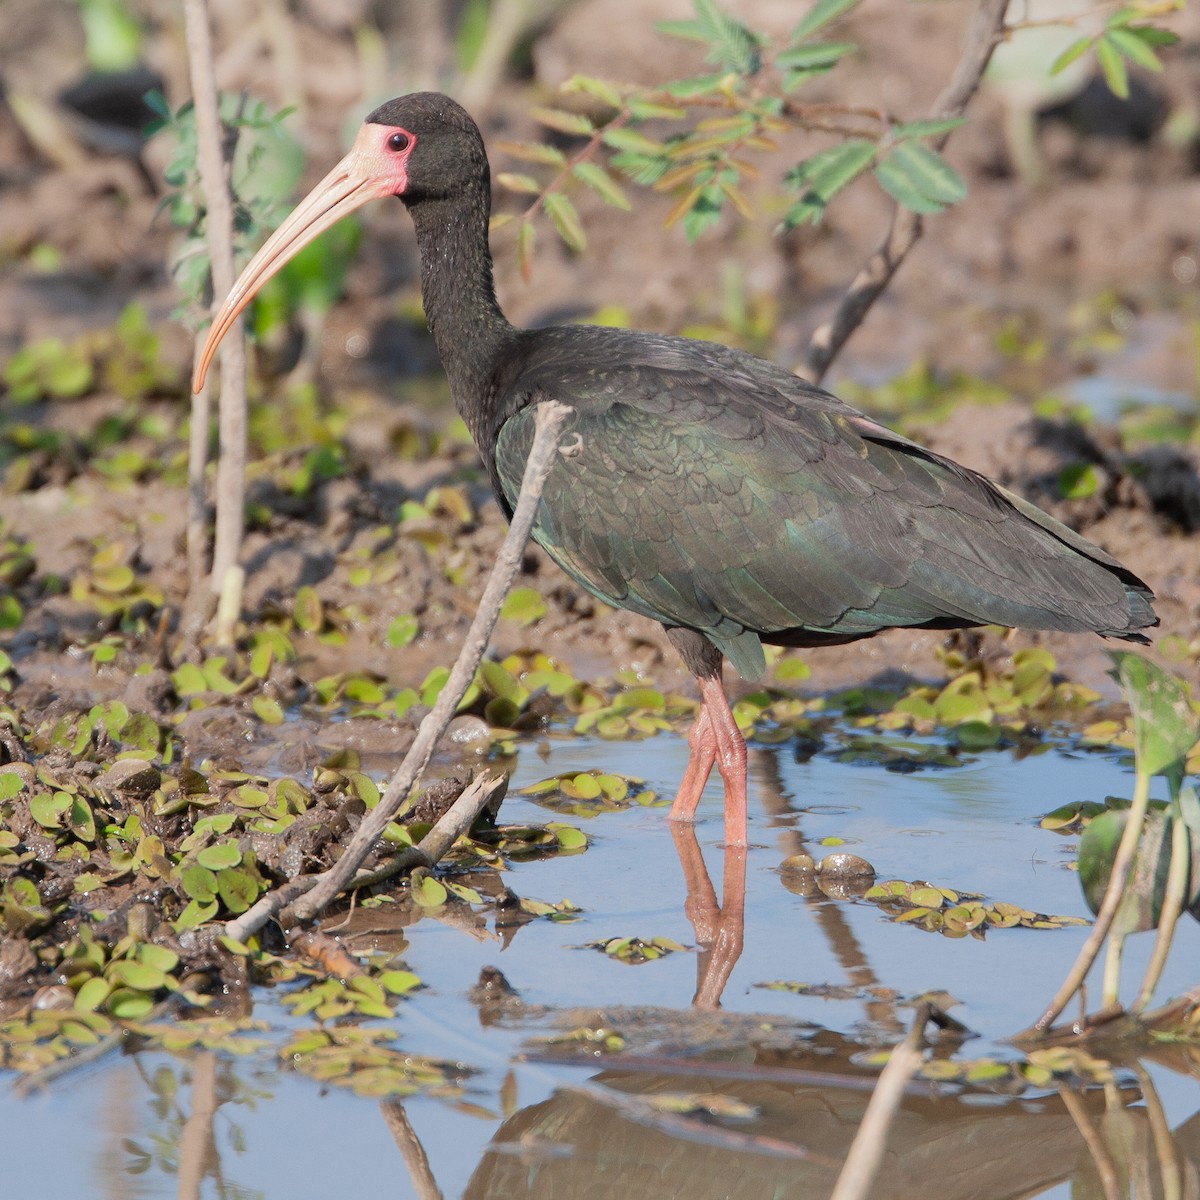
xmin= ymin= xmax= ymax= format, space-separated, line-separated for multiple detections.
xmin=698 ymin=672 xmax=749 ymax=848
xmin=670 ymin=703 xmax=717 ymax=823
xmin=669 ymin=671 xmax=749 ymax=848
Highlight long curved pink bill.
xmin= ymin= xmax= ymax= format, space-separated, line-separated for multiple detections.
xmin=192 ymin=125 xmax=401 ymax=393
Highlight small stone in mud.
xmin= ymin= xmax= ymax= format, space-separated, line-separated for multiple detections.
xmin=816 ymin=852 xmax=876 ymax=900
xmin=779 ymin=853 xmax=817 ymax=874
xmin=817 ymin=852 xmax=875 ymax=880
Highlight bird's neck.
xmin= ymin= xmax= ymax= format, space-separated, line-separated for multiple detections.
xmin=408 ymin=192 xmax=518 ymax=443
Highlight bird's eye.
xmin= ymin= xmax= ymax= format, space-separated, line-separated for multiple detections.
xmin=387 ymin=132 xmax=410 ymax=152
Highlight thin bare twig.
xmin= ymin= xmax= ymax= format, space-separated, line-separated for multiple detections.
xmin=224 ymin=772 xmax=503 ymax=943
xmin=1027 ymin=769 xmax=1153 ymax=1035
xmin=223 ymin=399 xmax=574 ymax=941
xmin=1059 ymin=1085 xmax=1123 ymax=1200
xmin=828 ymin=1005 xmax=929 ymax=1200
xmin=1132 ymin=807 xmax=1191 ymax=1013
xmin=183 ymin=0 xmax=247 ymax=637
xmin=804 ymin=0 xmax=1011 ymax=383
xmin=344 ymin=773 xmax=507 ymax=892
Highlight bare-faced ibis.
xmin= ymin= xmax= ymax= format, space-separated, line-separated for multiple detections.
xmin=194 ymin=93 xmax=1158 ymax=849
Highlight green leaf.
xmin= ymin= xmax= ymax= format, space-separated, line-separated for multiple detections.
xmin=172 ymin=662 xmax=208 ymax=696
xmin=1077 ymin=807 xmax=1192 ymax=932
xmin=627 ymin=99 xmax=687 ymax=121
xmin=75 ymin=976 xmax=112 ymax=1012
xmin=181 ymin=864 xmax=218 ymax=902
xmin=1111 ymin=653 xmax=1199 ymax=779
xmin=572 ymin=162 xmax=631 ymax=210
xmin=792 ymin=0 xmax=862 ymax=40
xmin=412 ymin=871 xmax=448 ymax=908
xmin=890 ymin=117 xmax=967 ymax=141
xmin=294 ymin=586 xmax=323 ymax=632
xmin=30 ymin=791 xmax=71 ymax=829
xmin=775 ymin=41 xmax=855 ymax=72
xmin=516 ymin=221 xmax=536 ymax=282
xmin=70 ymin=796 xmax=96 ymax=842
xmin=0 ymin=772 xmax=25 ymax=800
xmin=196 ymin=840 xmax=243 ymax=871
xmin=782 ymin=139 xmax=875 ymax=226
xmin=874 ymin=142 xmax=966 ymax=214
xmin=137 ymin=944 xmax=180 ymax=973
xmin=1095 ymin=35 xmax=1130 ymax=99
xmin=544 ymin=192 xmax=587 ymax=253
xmin=387 ymin=614 xmax=419 ymax=648
xmin=217 ymin=868 xmax=260 ymax=914
xmin=497 ymin=139 xmax=567 ymax=166
xmin=530 ymin=106 xmax=595 ymax=136
xmin=108 ymin=959 xmax=168 ymax=992
xmin=0 ymin=594 xmax=23 ymax=629
xmin=495 ymin=172 xmax=540 ymax=195
xmin=480 ymin=659 xmax=527 ymax=706
xmin=1058 ymin=462 xmax=1101 ymax=500
xmin=563 ymin=74 xmax=623 ymax=108
xmin=380 ymin=970 xmax=421 ymax=995
xmin=553 ymin=825 xmax=588 ymax=851
xmin=661 ymin=74 xmax=728 ymax=99
xmin=251 ymin=695 xmax=285 ymax=725
xmin=1050 ymin=36 xmax=1094 ymax=78
xmin=601 ymin=127 xmax=666 ymax=155
xmin=1106 ymin=26 xmax=1164 ymax=72
xmin=174 ymin=898 xmax=219 ymax=932
xmin=107 ymin=989 xmax=155 ymax=1019
xmin=500 ymin=586 xmax=547 ymax=627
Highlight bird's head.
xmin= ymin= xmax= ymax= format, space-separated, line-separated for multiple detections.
xmin=192 ymin=92 xmax=485 ymax=392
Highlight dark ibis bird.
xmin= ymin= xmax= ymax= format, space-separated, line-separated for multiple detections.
xmin=194 ymin=92 xmax=1157 ymax=849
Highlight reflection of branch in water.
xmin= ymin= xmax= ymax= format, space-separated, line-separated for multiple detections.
xmin=381 ymin=1100 xmax=444 ymax=1200
xmin=829 ymin=1005 xmax=928 ymax=1200
xmin=1063 ymin=1066 xmax=1200 ymax=1200
xmin=177 ymin=1052 xmax=219 ymax=1200
xmin=1132 ymin=1063 xmax=1188 ymax=1200
xmin=751 ymin=743 xmax=905 ymax=1036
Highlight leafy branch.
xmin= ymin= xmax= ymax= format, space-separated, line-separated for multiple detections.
xmin=493 ymin=0 xmax=1180 ymax=366
xmin=1048 ymin=2 xmax=1181 ymax=100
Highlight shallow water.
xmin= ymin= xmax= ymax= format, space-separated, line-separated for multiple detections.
xmin=5 ymin=726 xmax=1200 ymax=1198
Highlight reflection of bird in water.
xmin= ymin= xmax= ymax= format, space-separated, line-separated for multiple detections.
xmin=195 ymin=93 xmax=1157 ymax=856
xmin=461 ymin=1048 xmax=1154 ymax=1200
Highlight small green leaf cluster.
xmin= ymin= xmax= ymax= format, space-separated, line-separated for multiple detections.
xmin=1051 ymin=6 xmax=1180 ymax=101
xmin=70 ymin=540 xmax=165 ymax=620
xmin=147 ymin=91 xmax=303 ymax=321
xmin=281 ymin=969 xmax=421 ymax=1022
xmin=280 ymin=1026 xmax=467 ymax=1098
xmin=581 ymin=934 xmax=688 ymax=964
xmin=520 ymin=770 xmax=658 ymax=818
xmin=783 ymin=116 xmax=966 ymax=228
xmin=2 ymin=304 xmax=179 ymax=406
xmin=490 ymin=0 xmax=1008 ymax=273
xmin=864 ymin=879 xmax=1088 ymax=937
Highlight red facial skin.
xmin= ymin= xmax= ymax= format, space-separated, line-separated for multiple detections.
xmin=192 ymin=122 xmax=416 ymax=393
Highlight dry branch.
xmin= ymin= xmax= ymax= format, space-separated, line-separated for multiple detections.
xmin=803 ymin=0 xmax=1011 ymax=383
xmin=223 ymin=399 xmax=574 ymax=941
xmin=183 ymin=0 xmax=247 ymax=636
xmin=1027 ymin=771 xmax=1153 ymax=1034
